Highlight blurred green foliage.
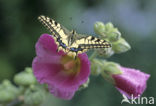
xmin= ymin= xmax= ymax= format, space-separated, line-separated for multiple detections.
xmin=0 ymin=0 xmax=156 ymax=106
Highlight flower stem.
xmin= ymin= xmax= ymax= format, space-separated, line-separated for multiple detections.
xmin=89 ymin=51 xmax=98 ymax=60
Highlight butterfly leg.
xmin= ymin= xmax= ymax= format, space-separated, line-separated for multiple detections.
xmin=56 ymin=48 xmax=59 ymax=52
xmin=74 ymin=56 xmax=77 ymax=60
xmin=74 ymin=52 xmax=78 ymax=60
xmin=56 ymin=46 xmax=60 ymax=52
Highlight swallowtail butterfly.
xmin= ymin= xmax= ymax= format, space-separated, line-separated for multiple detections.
xmin=38 ymin=15 xmax=111 ymax=58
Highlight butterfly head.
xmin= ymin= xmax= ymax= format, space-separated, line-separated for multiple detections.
xmin=71 ymin=30 xmax=76 ymax=35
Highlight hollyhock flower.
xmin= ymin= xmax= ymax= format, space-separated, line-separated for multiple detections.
xmin=112 ymin=66 xmax=150 ymax=98
xmin=32 ymin=34 xmax=90 ymax=100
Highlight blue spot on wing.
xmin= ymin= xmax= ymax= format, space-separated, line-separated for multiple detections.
xmin=70 ymin=48 xmax=76 ymax=51
xmin=60 ymin=42 xmax=67 ymax=48
xmin=78 ymin=47 xmax=83 ymax=51
xmin=57 ymin=38 xmax=67 ymax=49
xmin=56 ymin=38 xmax=83 ymax=52
xmin=70 ymin=47 xmax=83 ymax=52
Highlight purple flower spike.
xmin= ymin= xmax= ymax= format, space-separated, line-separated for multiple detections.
xmin=32 ymin=34 xmax=90 ymax=100
xmin=112 ymin=66 xmax=150 ymax=98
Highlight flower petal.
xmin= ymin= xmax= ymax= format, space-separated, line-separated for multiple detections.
xmin=49 ymin=85 xmax=75 ymax=100
xmin=35 ymin=34 xmax=65 ymax=58
xmin=32 ymin=34 xmax=90 ymax=100
xmin=113 ymin=66 xmax=150 ymax=98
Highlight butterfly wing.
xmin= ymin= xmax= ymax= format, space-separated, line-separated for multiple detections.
xmin=38 ymin=15 xmax=111 ymax=58
xmin=38 ymin=15 xmax=70 ymax=51
xmin=68 ymin=35 xmax=111 ymax=57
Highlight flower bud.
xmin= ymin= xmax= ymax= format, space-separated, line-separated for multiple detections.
xmin=106 ymin=30 xmax=121 ymax=42
xmin=94 ymin=22 xmax=121 ymax=41
xmin=0 ymin=80 xmax=19 ymax=103
xmin=94 ymin=22 xmax=106 ymax=37
xmin=24 ymin=86 xmax=46 ymax=105
xmin=0 ymin=90 xmax=15 ymax=103
xmin=112 ymin=37 xmax=131 ymax=53
xmin=97 ymin=48 xmax=114 ymax=58
xmin=25 ymin=67 xmax=33 ymax=73
xmin=14 ymin=67 xmax=36 ymax=86
xmin=105 ymin=22 xmax=114 ymax=31
xmin=101 ymin=61 xmax=122 ymax=84
xmin=105 ymin=22 xmax=121 ymax=41
xmin=3 ymin=80 xmax=19 ymax=95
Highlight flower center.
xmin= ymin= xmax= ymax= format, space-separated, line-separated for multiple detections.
xmin=61 ymin=55 xmax=81 ymax=76
xmin=64 ymin=61 xmax=75 ymax=70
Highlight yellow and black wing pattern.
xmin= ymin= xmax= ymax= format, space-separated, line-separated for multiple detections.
xmin=38 ymin=15 xmax=111 ymax=58
xmin=38 ymin=15 xmax=69 ymax=52
xmin=68 ymin=36 xmax=111 ymax=56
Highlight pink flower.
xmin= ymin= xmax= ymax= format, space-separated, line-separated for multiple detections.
xmin=112 ymin=66 xmax=150 ymax=98
xmin=32 ymin=34 xmax=90 ymax=100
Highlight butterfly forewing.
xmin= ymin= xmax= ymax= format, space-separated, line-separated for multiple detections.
xmin=38 ymin=15 xmax=71 ymax=51
xmin=38 ymin=15 xmax=111 ymax=58
xmin=69 ymin=36 xmax=111 ymax=54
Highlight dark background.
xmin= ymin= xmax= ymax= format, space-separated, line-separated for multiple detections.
xmin=0 ymin=0 xmax=155 ymax=105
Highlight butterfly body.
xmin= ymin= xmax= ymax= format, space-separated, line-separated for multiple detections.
xmin=38 ymin=15 xmax=111 ymax=58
